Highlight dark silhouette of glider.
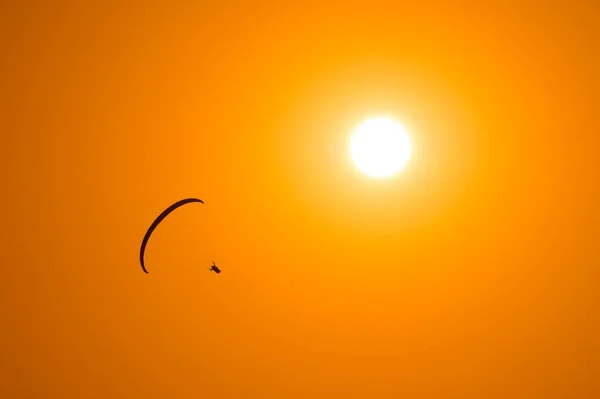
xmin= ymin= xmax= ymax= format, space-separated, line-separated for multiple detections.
xmin=139 ymin=198 xmax=204 ymax=274
xmin=208 ymin=261 xmax=221 ymax=274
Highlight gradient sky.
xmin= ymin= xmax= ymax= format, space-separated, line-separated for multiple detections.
xmin=1 ymin=1 xmax=598 ymax=398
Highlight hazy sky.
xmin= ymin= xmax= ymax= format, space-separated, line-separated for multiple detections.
xmin=1 ymin=1 xmax=598 ymax=398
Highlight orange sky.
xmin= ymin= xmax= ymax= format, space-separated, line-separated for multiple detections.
xmin=1 ymin=1 xmax=598 ymax=398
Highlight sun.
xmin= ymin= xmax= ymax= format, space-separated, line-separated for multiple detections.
xmin=349 ymin=117 xmax=412 ymax=178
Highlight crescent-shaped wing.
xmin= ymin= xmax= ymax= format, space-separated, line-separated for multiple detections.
xmin=140 ymin=198 xmax=204 ymax=274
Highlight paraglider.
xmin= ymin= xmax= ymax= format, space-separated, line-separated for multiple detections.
xmin=139 ymin=197 xmax=204 ymax=274
xmin=208 ymin=261 xmax=221 ymax=274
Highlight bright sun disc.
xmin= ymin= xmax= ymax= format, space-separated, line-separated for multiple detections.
xmin=350 ymin=117 xmax=412 ymax=178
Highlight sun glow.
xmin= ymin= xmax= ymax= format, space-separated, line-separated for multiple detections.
xmin=349 ymin=117 xmax=412 ymax=178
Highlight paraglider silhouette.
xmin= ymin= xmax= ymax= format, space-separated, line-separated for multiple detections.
xmin=139 ymin=198 xmax=204 ymax=274
xmin=208 ymin=261 xmax=221 ymax=274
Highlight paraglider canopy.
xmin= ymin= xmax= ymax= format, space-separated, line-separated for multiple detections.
xmin=139 ymin=198 xmax=204 ymax=274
